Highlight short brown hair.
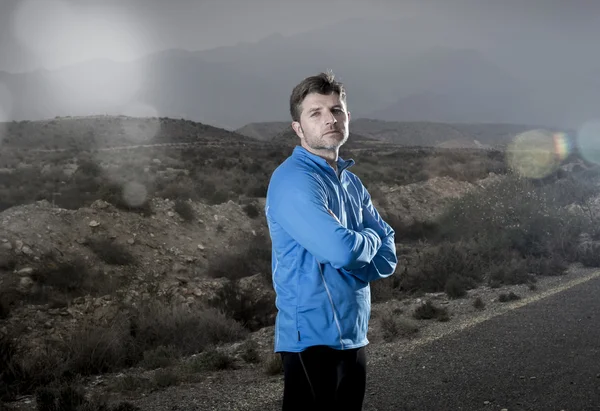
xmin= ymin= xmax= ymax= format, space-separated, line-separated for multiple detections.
xmin=289 ymin=70 xmax=347 ymax=122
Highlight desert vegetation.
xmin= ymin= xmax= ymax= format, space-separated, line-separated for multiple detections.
xmin=1 ymin=117 xmax=600 ymax=409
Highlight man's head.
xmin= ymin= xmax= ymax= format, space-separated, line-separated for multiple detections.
xmin=289 ymin=71 xmax=351 ymax=153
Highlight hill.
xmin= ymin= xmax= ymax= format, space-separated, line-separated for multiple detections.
xmin=0 ymin=116 xmax=253 ymax=151
xmin=235 ymin=121 xmax=290 ymax=141
xmin=235 ymin=118 xmax=557 ymax=149
xmin=2 ymin=114 xmax=600 ymax=410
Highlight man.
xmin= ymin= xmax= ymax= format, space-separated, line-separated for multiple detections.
xmin=264 ymin=71 xmax=398 ymax=411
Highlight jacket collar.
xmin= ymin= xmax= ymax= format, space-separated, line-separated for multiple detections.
xmin=292 ymin=145 xmax=355 ymax=175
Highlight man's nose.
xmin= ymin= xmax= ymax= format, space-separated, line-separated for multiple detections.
xmin=325 ymin=111 xmax=337 ymax=125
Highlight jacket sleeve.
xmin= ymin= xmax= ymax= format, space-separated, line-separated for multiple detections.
xmin=267 ymin=171 xmax=382 ymax=270
xmin=342 ymin=184 xmax=398 ymax=282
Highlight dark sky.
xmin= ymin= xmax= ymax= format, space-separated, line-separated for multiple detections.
xmin=1 ymin=0 xmax=599 ymax=73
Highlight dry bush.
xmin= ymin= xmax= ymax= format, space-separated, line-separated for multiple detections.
xmin=129 ymin=301 xmax=248 ymax=357
xmin=413 ymin=301 xmax=450 ymax=322
xmin=25 ymin=255 xmax=122 ymax=307
xmin=436 ymin=175 xmax=587 ymax=263
xmin=173 ymin=199 xmax=195 ymax=222
xmin=188 ymin=348 xmax=237 ymax=372
xmin=34 ymin=382 xmax=141 ymax=411
xmin=380 ymin=309 xmax=419 ymax=342
xmin=400 ymin=241 xmax=484 ymax=296
xmin=386 ymin=215 xmax=440 ymax=242
xmin=2 ymin=301 xmax=247 ymax=400
xmin=473 ymin=297 xmax=486 ymax=310
xmin=208 ymin=280 xmax=276 ymax=332
xmin=578 ymin=242 xmax=600 ymax=267
xmin=264 ymin=354 xmax=283 ymax=376
xmin=85 ymin=238 xmax=136 ymax=266
xmin=498 ymin=292 xmax=521 ymax=302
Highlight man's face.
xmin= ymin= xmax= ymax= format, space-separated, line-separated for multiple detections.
xmin=292 ymin=92 xmax=350 ymax=151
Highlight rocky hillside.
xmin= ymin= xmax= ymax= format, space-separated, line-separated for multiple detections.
xmin=0 ymin=116 xmax=251 ymax=151
xmin=234 ymin=121 xmax=290 ymax=141
xmin=0 ymin=195 xmax=271 ymax=343
xmin=234 ymin=118 xmax=566 ymax=149
xmin=2 ymin=115 xmax=599 ymax=410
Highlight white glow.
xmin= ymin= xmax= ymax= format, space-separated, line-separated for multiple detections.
xmin=11 ymin=0 xmax=145 ymax=69
xmin=506 ymin=129 xmax=561 ymax=179
xmin=11 ymin=1 xmax=147 ymax=116
xmin=0 ymin=83 xmax=12 ymax=144
xmin=577 ymin=120 xmax=600 ymax=165
xmin=52 ymin=61 xmax=142 ymax=107
xmin=122 ymin=102 xmax=159 ymax=119
xmin=120 ymin=103 xmax=161 ymax=144
xmin=122 ymin=181 xmax=148 ymax=207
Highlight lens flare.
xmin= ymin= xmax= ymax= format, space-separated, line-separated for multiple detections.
xmin=11 ymin=0 xmax=74 ymax=60
xmin=506 ymin=129 xmax=568 ymax=179
xmin=122 ymin=181 xmax=148 ymax=208
xmin=0 ymin=83 xmax=12 ymax=145
xmin=576 ymin=121 xmax=600 ymax=165
xmin=11 ymin=0 xmax=145 ymax=116
xmin=120 ymin=103 xmax=161 ymax=144
xmin=552 ymin=132 xmax=572 ymax=162
xmin=12 ymin=0 xmax=144 ymax=69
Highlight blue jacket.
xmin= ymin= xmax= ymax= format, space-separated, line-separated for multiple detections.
xmin=265 ymin=145 xmax=398 ymax=352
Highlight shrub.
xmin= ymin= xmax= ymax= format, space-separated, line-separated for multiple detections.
xmin=152 ymin=369 xmax=179 ymax=389
xmin=413 ymin=301 xmax=449 ymax=322
xmin=86 ymin=238 xmax=135 ymax=266
xmin=188 ymin=349 xmax=236 ymax=372
xmin=0 ymin=249 xmax=16 ymax=271
xmin=473 ymin=297 xmax=485 ymax=310
xmin=264 ymin=354 xmax=283 ymax=376
xmin=208 ymin=237 xmax=271 ymax=282
xmin=0 ymin=335 xmax=27 ymax=401
xmin=240 ymin=340 xmax=261 ymax=364
xmin=380 ymin=310 xmax=419 ymax=342
xmin=444 ymin=275 xmax=468 ymax=299
xmin=208 ymin=280 xmax=276 ymax=332
xmin=2 ymin=302 xmax=247 ymax=400
xmin=387 ymin=216 xmax=440 ymax=242
xmin=34 ymin=382 xmax=141 ymax=411
xmin=577 ymin=242 xmax=600 ymax=267
xmin=28 ymin=255 xmax=120 ymax=306
xmin=173 ymin=200 xmax=195 ymax=222
xmin=400 ymin=242 xmax=483 ymax=295
xmin=243 ymin=203 xmax=261 ymax=219
xmin=436 ymin=175 xmax=584 ymax=263
xmin=140 ymin=345 xmax=179 ymax=370
xmin=370 ymin=275 xmax=402 ymax=303
xmin=498 ymin=292 xmax=521 ymax=302
xmin=487 ymin=259 xmax=536 ymax=286
xmin=129 ymin=302 xmax=247 ymax=358
xmin=60 ymin=318 xmax=136 ymax=375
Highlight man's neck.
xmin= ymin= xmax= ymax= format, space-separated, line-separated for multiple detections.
xmin=301 ymin=142 xmax=339 ymax=170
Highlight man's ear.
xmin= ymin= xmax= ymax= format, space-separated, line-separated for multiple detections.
xmin=292 ymin=121 xmax=304 ymax=138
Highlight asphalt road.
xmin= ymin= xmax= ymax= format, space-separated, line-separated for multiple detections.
xmin=258 ymin=274 xmax=600 ymax=411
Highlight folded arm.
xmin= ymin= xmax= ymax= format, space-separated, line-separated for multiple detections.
xmin=267 ymin=172 xmax=382 ymax=270
xmin=342 ymin=185 xmax=398 ymax=282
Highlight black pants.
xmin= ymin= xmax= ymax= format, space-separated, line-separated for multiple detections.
xmin=280 ymin=345 xmax=367 ymax=411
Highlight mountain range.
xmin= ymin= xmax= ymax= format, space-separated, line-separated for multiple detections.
xmin=1 ymin=17 xmax=599 ymax=132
